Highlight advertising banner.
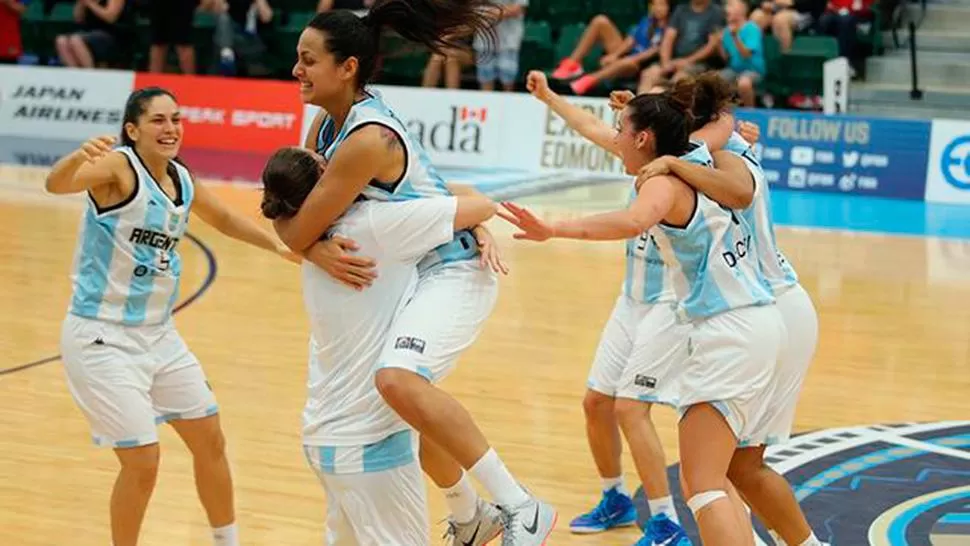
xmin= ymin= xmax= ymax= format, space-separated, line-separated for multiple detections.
xmin=736 ymin=108 xmax=931 ymax=201
xmin=133 ymin=73 xmax=303 ymax=153
xmin=0 ymin=65 xmax=135 ymax=140
xmin=924 ymin=119 xmax=970 ymax=205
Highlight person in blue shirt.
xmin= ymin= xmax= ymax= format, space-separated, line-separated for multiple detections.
xmin=718 ymin=0 xmax=766 ymax=107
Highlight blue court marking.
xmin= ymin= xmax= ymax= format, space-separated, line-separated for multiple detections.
xmin=0 ymin=233 xmax=218 ymax=376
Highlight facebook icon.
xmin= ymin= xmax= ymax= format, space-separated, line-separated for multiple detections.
xmin=940 ymin=135 xmax=970 ymax=190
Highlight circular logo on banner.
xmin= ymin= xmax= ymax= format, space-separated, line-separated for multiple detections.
xmin=632 ymin=421 xmax=970 ymax=545
xmin=940 ymin=135 xmax=970 ymax=190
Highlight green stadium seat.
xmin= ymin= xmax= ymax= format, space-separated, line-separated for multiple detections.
xmin=519 ymin=20 xmax=554 ymax=76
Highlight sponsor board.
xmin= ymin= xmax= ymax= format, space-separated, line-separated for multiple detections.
xmin=924 ymin=119 xmax=970 ymax=205
xmin=133 ymin=73 xmax=303 ymax=153
xmin=0 ymin=65 xmax=134 ymax=140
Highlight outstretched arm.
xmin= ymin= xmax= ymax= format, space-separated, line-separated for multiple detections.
xmin=499 ymin=175 xmax=681 ymax=242
xmin=191 ymin=180 xmax=296 ymax=261
xmin=526 ymin=71 xmax=621 ymax=157
xmin=275 ymin=125 xmax=397 ymax=252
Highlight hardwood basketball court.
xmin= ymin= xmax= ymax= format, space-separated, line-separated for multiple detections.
xmin=1 ymin=165 xmax=968 ymax=545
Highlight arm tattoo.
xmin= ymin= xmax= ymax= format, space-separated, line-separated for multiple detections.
xmin=378 ymin=126 xmax=402 ymax=153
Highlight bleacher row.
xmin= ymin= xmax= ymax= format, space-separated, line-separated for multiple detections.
xmin=20 ymin=0 xmax=884 ymax=100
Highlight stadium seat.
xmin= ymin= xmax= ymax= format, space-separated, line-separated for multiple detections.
xmin=519 ymin=20 xmax=555 ymax=76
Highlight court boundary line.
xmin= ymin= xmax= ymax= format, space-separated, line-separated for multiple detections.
xmin=0 ymin=232 xmax=218 ymax=376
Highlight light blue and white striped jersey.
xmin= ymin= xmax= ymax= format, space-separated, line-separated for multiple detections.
xmin=315 ymin=88 xmax=478 ymax=273
xmin=651 ymin=141 xmax=775 ymax=320
xmin=724 ymin=132 xmax=798 ymax=294
xmin=68 ymin=146 xmax=194 ymax=326
xmin=623 ymin=141 xmax=715 ymax=304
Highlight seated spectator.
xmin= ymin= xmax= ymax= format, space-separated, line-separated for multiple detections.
xmin=317 ymin=0 xmax=372 ymax=11
xmin=422 ymin=38 xmax=473 ymax=89
xmin=149 ymin=0 xmax=205 ymax=74
xmin=55 ymin=0 xmax=127 ymax=69
xmin=211 ymin=0 xmax=274 ymax=77
xmin=750 ymin=0 xmax=825 ymax=52
xmin=0 ymin=0 xmax=26 ymax=64
xmin=819 ymin=0 xmax=873 ymax=77
xmin=718 ymin=0 xmax=764 ymax=107
xmin=473 ymin=0 xmax=528 ymax=92
xmin=638 ymin=0 xmax=725 ymax=92
xmin=550 ymin=0 xmax=670 ymax=95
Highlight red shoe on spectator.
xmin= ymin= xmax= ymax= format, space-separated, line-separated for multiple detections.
xmin=569 ymin=74 xmax=598 ymax=95
xmin=551 ymin=58 xmax=583 ymax=80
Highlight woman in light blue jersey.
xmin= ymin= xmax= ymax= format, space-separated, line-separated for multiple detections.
xmin=635 ymin=75 xmax=826 ymax=546
xmin=507 ymin=72 xmax=785 ymax=546
xmin=45 ymin=87 xmax=299 ymax=546
xmin=270 ymin=2 xmax=557 ymax=545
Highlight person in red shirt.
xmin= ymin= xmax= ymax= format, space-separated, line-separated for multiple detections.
xmin=0 ymin=0 xmax=26 ymax=63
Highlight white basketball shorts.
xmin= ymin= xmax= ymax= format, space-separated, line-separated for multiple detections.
xmin=747 ymin=283 xmax=819 ymax=446
xmin=379 ymin=260 xmax=498 ymax=383
xmin=59 ymin=313 xmax=218 ymax=448
xmin=677 ymin=304 xmax=786 ymax=442
xmin=587 ymin=295 xmax=688 ymax=406
xmin=304 ymin=432 xmax=429 ymax=546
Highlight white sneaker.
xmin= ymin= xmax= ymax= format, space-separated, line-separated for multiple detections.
xmin=444 ymin=498 xmax=504 ymax=546
xmin=499 ymin=497 xmax=557 ymax=546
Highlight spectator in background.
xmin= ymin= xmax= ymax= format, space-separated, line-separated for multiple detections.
xmin=550 ymin=0 xmax=670 ymax=95
xmin=718 ymin=0 xmax=764 ymax=107
xmin=149 ymin=0 xmax=204 ymax=74
xmin=819 ymin=0 xmax=873 ymax=77
xmin=422 ymin=42 xmax=473 ymax=89
xmin=473 ymin=0 xmax=527 ymax=92
xmin=211 ymin=0 xmax=274 ymax=77
xmin=638 ymin=0 xmax=724 ymax=92
xmin=317 ymin=0 xmax=372 ymax=11
xmin=750 ymin=0 xmax=825 ymax=52
xmin=0 ymin=0 xmax=26 ymax=64
xmin=55 ymin=0 xmax=127 ymax=69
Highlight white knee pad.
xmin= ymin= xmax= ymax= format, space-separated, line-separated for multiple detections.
xmin=686 ymin=489 xmax=729 ymax=516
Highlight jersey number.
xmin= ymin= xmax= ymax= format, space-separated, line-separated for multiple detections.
xmin=155 ymin=252 xmax=171 ymax=272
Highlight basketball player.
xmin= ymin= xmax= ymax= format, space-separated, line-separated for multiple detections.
xmin=259 ymin=146 xmax=501 ymax=545
xmin=638 ymin=80 xmax=825 ymax=546
xmin=273 ymin=3 xmax=557 ymax=545
xmin=503 ymin=79 xmax=785 ymax=546
xmin=44 ymin=87 xmax=299 ymax=546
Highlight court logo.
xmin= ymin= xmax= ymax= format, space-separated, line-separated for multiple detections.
xmin=940 ymin=135 xmax=970 ymax=190
xmin=632 ymin=421 xmax=970 ymax=545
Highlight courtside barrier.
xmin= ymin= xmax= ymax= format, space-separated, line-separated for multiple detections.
xmin=2 ymin=65 xmax=969 ymax=205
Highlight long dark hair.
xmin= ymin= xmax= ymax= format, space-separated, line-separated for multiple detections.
xmin=121 ymin=87 xmax=177 ymax=148
xmin=306 ymin=0 xmax=500 ymax=89
xmin=626 ymin=79 xmax=695 ymax=158
xmin=260 ymin=147 xmax=323 ymax=219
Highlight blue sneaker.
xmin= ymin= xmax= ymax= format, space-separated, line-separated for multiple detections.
xmin=569 ymin=487 xmax=638 ymax=534
xmin=634 ymin=514 xmax=691 ymax=545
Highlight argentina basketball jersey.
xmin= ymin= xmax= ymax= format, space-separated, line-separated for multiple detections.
xmin=315 ymin=88 xmax=478 ymax=271
xmin=623 ymin=140 xmax=715 ymax=304
xmin=724 ymin=132 xmax=798 ymax=293
xmin=68 ymin=146 xmax=194 ymax=326
xmin=650 ymin=140 xmax=775 ymax=320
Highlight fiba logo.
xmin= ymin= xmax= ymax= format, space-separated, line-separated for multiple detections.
xmin=940 ymin=135 xmax=970 ymax=190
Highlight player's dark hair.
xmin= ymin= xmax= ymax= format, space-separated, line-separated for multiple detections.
xmin=689 ymin=71 xmax=737 ymax=131
xmin=306 ymin=0 xmax=500 ymax=89
xmin=625 ymin=78 xmax=695 ymax=157
xmin=260 ymin=147 xmax=322 ymax=219
xmin=121 ymin=87 xmax=177 ymax=148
